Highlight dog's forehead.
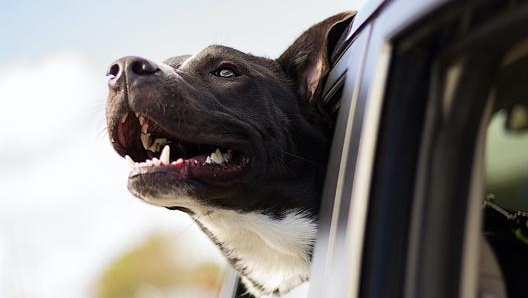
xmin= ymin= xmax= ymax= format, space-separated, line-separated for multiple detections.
xmin=196 ymin=45 xmax=247 ymax=62
xmin=174 ymin=45 xmax=272 ymax=70
xmin=163 ymin=55 xmax=192 ymax=67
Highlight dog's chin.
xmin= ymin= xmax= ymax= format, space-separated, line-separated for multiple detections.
xmin=126 ymin=159 xmax=250 ymax=209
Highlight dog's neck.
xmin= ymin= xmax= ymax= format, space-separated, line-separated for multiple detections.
xmin=164 ymin=202 xmax=313 ymax=296
xmin=146 ymin=192 xmax=317 ymax=295
xmin=195 ymin=208 xmax=316 ymax=296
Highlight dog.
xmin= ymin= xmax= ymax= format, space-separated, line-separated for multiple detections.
xmin=105 ymin=11 xmax=355 ymax=297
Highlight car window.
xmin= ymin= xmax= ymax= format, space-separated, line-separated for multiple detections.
xmin=486 ymin=109 xmax=528 ymax=210
xmin=486 ymin=49 xmax=528 ymax=211
xmin=483 ymin=39 xmax=528 ymax=298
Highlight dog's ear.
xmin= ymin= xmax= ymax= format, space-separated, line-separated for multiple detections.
xmin=277 ymin=11 xmax=356 ymax=103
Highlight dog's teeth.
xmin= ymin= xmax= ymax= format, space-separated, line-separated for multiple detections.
xmin=215 ymin=148 xmax=225 ymax=163
xmin=141 ymin=133 xmax=152 ymax=150
xmin=223 ymin=151 xmax=232 ymax=162
xmin=141 ymin=122 xmax=149 ymax=134
xmin=120 ymin=113 xmax=128 ymax=124
xmin=209 ymin=152 xmax=219 ymax=163
xmin=125 ymin=155 xmax=136 ymax=169
xmin=158 ymin=138 xmax=168 ymax=147
xmin=205 ymin=156 xmax=212 ymax=164
xmin=135 ymin=112 xmax=140 ymax=118
xmin=147 ymin=143 xmax=156 ymax=152
xmin=148 ymin=138 xmax=168 ymax=153
xmin=210 ymin=148 xmax=224 ymax=164
xmin=152 ymin=158 xmax=161 ymax=166
xmin=160 ymin=145 xmax=170 ymax=165
xmin=147 ymin=142 xmax=157 ymax=152
xmin=145 ymin=159 xmax=154 ymax=167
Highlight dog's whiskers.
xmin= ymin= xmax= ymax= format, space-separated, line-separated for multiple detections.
xmin=97 ymin=126 xmax=108 ymax=140
xmin=276 ymin=159 xmax=299 ymax=179
xmin=156 ymin=101 xmax=167 ymax=116
xmin=172 ymin=220 xmax=200 ymax=240
xmin=271 ymin=144 xmax=317 ymax=166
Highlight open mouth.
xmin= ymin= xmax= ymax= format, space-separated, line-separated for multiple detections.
xmin=115 ymin=111 xmax=250 ymax=182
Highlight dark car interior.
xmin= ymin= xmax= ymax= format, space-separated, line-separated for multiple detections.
xmin=483 ymin=39 xmax=528 ymax=298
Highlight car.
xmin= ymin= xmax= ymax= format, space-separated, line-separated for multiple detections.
xmin=220 ymin=0 xmax=528 ymax=297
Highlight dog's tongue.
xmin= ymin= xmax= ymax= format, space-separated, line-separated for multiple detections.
xmin=169 ymin=155 xmax=248 ymax=182
xmin=187 ymin=159 xmax=249 ymax=182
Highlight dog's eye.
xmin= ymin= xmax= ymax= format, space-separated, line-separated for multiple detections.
xmin=214 ymin=68 xmax=238 ymax=78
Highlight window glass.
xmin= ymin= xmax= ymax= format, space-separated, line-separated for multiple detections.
xmin=486 ymin=108 xmax=528 ymax=211
xmin=486 ymin=39 xmax=528 ymax=211
xmin=483 ymin=39 xmax=528 ymax=298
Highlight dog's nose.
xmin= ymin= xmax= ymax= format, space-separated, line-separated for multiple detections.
xmin=106 ymin=56 xmax=159 ymax=87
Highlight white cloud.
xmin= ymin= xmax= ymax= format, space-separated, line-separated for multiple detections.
xmin=0 ymin=54 xmax=101 ymax=145
xmin=0 ymin=54 xmax=108 ymax=175
xmin=0 ymin=53 xmax=105 ymax=207
xmin=0 ymin=54 xmax=222 ymax=298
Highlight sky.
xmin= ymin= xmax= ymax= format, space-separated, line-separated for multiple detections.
xmin=0 ymin=1 xmax=365 ymax=297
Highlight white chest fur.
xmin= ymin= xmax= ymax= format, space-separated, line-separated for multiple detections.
xmin=196 ymin=209 xmax=317 ymax=296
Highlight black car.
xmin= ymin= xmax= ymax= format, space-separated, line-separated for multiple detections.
xmin=222 ymin=0 xmax=528 ymax=297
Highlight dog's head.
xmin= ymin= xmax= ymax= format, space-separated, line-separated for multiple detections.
xmin=106 ymin=12 xmax=354 ymax=217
